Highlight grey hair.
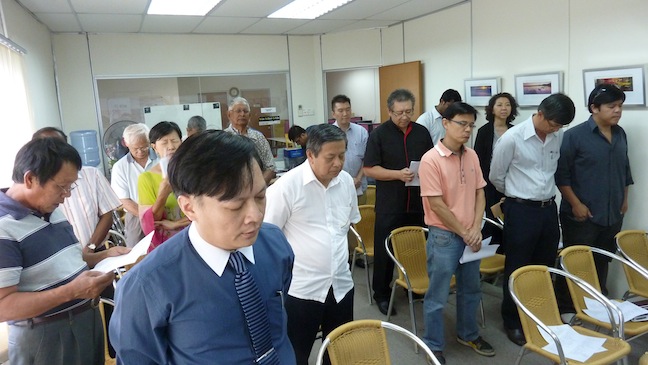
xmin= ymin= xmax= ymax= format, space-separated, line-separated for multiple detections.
xmin=187 ymin=115 xmax=207 ymax=132
xmin=228 ymin=97 xmax=250 ymax=111
xmin=306 ymin=124 xmax=347 ymax=156
xmin=122 ymin=123 xmax=150 ymax=146
xmin=387 ymin=89 xmax=416 ymax=111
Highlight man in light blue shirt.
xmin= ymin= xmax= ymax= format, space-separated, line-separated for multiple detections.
xmin=416 ymin=89 xmax=462 ymax=144
xmin=331 ymin=95 xmax=369 ymax=203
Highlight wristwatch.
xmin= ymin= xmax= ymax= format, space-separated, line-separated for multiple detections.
xmin=87 ymin=243 xmax=97 ymax=251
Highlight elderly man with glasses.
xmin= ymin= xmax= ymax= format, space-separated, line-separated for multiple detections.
xmin=111 ymin=123 xmax=157 ymax=247
xmin=363 ymin=89 xmax=433 ymax=316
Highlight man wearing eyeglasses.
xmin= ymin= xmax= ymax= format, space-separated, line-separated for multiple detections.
xmin=363 ymin=89 xmax=433 ymax=316
xmin=0 ymin=138 xmax=122 ymax=365
xmin=489 ymin=93 xmax=575 ymax=346
xmin=554 ymin=84 xmax=632 ymax=316
xmin=416 ymin=89 xmax=462 ymax=144
xmin=419 ymin=102 xmax=494 ymax=364
xmin=225 ymin=97 xmax=276 ymax=184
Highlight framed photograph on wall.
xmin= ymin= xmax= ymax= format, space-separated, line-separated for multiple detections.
xmin=583 ymin=65 xmax=646 ymax=106
xmin=464 ymin=78 xmax=500 ymax=106
xmin=514 ymin=72 xmax=563 ymax=107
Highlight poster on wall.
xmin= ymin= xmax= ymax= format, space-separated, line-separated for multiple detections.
xmin=464 ymin=78 xmax=501 ymax=106
xmin=582 ymin=65 xmax=646 ymax=106
xmin=515 ymin=72 xmax=563 ymax=107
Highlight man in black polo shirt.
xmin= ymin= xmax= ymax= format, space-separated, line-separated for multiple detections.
xmin=363 ymin=88 xmax=433 ymax=315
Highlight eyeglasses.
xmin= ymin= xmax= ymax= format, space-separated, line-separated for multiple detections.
xmin=448 ymin=119 xmax=476 ymax=129
xmin=390 ymin=109 xmax=414 ymax=117
xmin=130 ymin=146 xmax=149 ymax=153
xmin=54 ymin=181 xmax=78 ymax=195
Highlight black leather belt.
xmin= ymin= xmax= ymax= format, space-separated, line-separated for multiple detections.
xmin=11 ymin=300 xmax=94 ymax=328
xmin=508 ymin=196 xmax=555 ymax=208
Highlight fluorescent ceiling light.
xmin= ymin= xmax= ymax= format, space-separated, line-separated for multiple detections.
xmin=268 ymin=0 xmax=354 ymax=19
xmin=147 ymin=0 xmax=223 ymax=16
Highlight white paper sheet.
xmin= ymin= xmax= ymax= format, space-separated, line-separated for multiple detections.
xmin=583 ymin=296 xmax=648 ymax=323
xmin=405 ymin=161 xmax=420 ymax=187
xmin=92 ymin=232 xmax=153 ymax=273
xmin=459 ymin=237 xmax=497 ymax=264
xmin=537 ymin=324 xmax=606 ymax=362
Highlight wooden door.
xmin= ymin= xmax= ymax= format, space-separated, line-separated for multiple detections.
xmin=241 ymin=89 xmax=272 ymax=138
xmin=378 ymin=61 xmax=423 ymax=122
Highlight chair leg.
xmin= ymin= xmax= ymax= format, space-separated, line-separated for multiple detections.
xmin=407 ymin=288 xmax=419 ymax=353
xmin=387 ymin=284 xmax=397 ymax=321
xmin=479 ymin=299 xmax=485 ymax=328
xmin=364 ymin=253 xmax=372 ymax=304
xmin=514 ymin=346 xmax=526 ymax=365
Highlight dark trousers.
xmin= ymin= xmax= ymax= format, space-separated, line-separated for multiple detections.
xmin=501 ymin=200 xmax=560 ymax=330
xmin=285 ymin=287 xmax=354 ymax=365
xmin=372 ymin=212 xmax=425 ymax=302
xmin=555 ymin=214 xmax=623 ymax=311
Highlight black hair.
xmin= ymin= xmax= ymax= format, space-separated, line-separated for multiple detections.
xmin=588 ymin=83 xmax=626 ymax=113
xmin=32 ymin=127 xmax=68 ymax=142
xmin=187 ymin=116 xmax=207 ymax=132
xmin=442 ymin=102 xmax=479 ymax=120
xmin=150 ymin=121 xmax=182 ymax=143
xmin=485 ymin=92 xmax=518 ymax=124
xmin=168 ymin=130 xmax=262 ymax=201
xmin=387 ymin=89 xmax=415 ymax=110
xmin=440 ymin=89 xmax=462 ymax=103
xmin=331 ymin=94 xmax=351 ymax=110
xmin=288 ymin=125 xmax=306 ymax=142
xmin=538 ymin=93 xmax=575 ymax=126
xmin=13 ymin=138 xmax=81 ymax=183
xmin=306 ymin=123 xmax=347 ymax=156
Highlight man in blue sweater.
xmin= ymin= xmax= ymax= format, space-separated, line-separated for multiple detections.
xmin=110 ymin=131 xmax=296 ymax=364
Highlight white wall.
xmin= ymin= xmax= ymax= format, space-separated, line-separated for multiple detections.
xmin=325 ymin=68 xmax=380 ymax=122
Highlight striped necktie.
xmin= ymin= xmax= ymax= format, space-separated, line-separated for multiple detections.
xmin=229 ymin=251 xmax=280 ymax=365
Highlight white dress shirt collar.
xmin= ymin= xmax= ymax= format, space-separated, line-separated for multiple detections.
xmin=300 ymin=159 xmax=341 ymax=189
xmin=188 ymin=223 xmax=255 ymax=277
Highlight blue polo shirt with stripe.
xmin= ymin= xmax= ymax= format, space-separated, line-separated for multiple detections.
xmin=0 ymin=190 xmax=88 ymax=318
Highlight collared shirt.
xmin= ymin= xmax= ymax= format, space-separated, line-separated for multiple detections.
xmin=0 ymin=190 xmax=88 ymax=317
xmin=188 ymin=223 xmax=255 ymax=276
xmin=60 ymin=166 xmax=122 ymax=247
xmin=420 ymin=142 xmax=486 ymax=230
xmin=333 ymin=121 xmax=368 ymax=195
xmin=416 ymin=107 xmax=444 ymax=144
xmin=556 ymin=116 xmax=633 ymax=226
xmin=364 ymin=119 xmax=434 ymax=214
xmin=264 ymin=161 xmax=360 ymax=303
xmin=110 ymin=225 xmax=295 ymax=365
xmin=224 ymin=125 xmax=276 ymax=171
xmin=110 ymin=152 xmax=157 ymax=202
xmin=490 ymin=115 xmax=563 ymax=201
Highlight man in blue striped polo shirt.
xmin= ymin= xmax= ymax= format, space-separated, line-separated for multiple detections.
xmin=0 ymin=138 xmax=119 ymax=365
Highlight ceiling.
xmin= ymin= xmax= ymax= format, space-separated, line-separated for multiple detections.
xmin=16 ymin=0 xmax=465 ymax=36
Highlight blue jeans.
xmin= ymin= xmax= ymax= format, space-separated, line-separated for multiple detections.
xmin=422 ymin=226 xmax=481 ymax=351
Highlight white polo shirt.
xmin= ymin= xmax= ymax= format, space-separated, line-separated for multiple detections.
xmin=110 ymin=152 xmax=157 ymax=202
xmin=264 ymin=160 xmax=360 ymax=303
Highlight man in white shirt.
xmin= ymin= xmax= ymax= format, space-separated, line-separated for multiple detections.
xmin=416 ymin=89 xmax=462 ymax=144
xmin=224 ymin=97 xmax=276 ymax=184
xmin=111 ymin=123 xmax=156 ymax=247
xmin=265 ymin=124 xmax=360 ymax=365
xmin=489 ymin=93 xmax=575 ymax=346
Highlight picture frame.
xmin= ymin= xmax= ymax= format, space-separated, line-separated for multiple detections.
xmin=582 ymin=65 xmax=646 ymax=106
xmin=464 ymin=78 xmax=501 ymax=106
xmin=514 ymin=72 xmax=563 ymax=107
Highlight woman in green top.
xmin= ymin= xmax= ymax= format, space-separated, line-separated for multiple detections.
xmin=138 ymin=121 xmax=190 ymax=251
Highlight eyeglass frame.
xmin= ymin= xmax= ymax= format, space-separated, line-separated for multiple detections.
xmin=54 ymin=181 xmax=78 ymax=194
xmin=447 ymin=119 xmax=477 ymax=129
xmin=389 ymin=109 xmax=414 ymax=117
